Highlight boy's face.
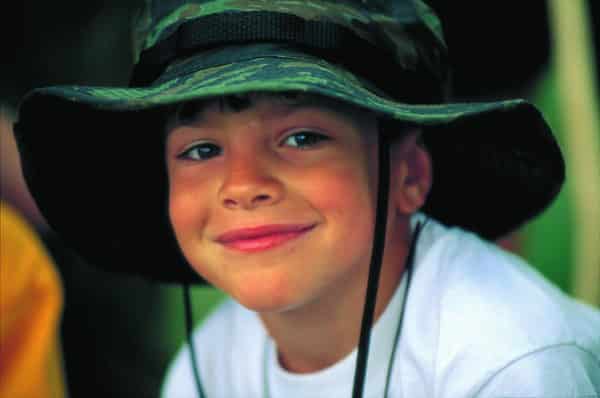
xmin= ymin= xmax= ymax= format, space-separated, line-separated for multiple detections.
xmin=165 ymin=95 xmax=411 ymax=312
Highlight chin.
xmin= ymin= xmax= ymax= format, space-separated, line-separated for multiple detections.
xmin=233 ymin=295 xmax=296 ymax=313
xmin=230 ymin=274 xmax=306 ymax=314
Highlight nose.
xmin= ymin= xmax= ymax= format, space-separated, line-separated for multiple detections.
xmin=218 ymin=153 xmax=284 ymax=210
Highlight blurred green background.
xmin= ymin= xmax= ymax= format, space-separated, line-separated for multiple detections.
xmin=1 ymin=1 xmax=598 ymax=397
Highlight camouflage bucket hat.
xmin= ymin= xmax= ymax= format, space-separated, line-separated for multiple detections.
xmin=14 ymin=0 xmax=564 ymax=283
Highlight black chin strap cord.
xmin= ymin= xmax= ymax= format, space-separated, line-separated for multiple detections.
xmin=351 ymin=132 xmax=391 ymax=398
xmin=382 ymin=218 xmax=424 ymax=397
xmin=183 ymin=284 xmax=206 ymax=398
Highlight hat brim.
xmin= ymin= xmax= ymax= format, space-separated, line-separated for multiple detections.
xmin=15 ymin=52 xmax=564 ymax=283
xmin=23 ymin=52 xmax=530 ymax=120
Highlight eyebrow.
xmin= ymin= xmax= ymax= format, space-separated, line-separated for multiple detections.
xmin=164 ymin=93 xmax=370 ymax=138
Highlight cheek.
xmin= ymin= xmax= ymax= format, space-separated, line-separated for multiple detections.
xmin=315 ymin=178 xmax=369 ymax=215
xmin=313 ymin=149 xmax=374 ymax=213
xmin=300 ymin=160 xmax=376 ymax=245
xmin=167 ymin=172 xmax=211 ymax=246
xmin=168 ymin=177 xmax=218 ymax=281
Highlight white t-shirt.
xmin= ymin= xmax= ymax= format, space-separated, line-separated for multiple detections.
xmin=162 ymin=217 xmax=600 ymax=397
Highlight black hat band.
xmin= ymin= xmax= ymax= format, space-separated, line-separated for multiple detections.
xmin=130 ymin=10 xmax=445 ymax=102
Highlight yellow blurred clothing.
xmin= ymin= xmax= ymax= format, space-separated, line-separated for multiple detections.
xmin=0 ymin=202 xmax=66 ymax=397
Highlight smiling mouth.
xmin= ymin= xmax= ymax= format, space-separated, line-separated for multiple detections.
xmin=216 ymin=224 xmax=316 ymax=253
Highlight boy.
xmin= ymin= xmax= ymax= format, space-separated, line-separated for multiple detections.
xmin=14 ymin=0 xmax=600 ymax=397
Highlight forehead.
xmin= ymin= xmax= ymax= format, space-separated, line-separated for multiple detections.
xmin=165 ymin=92 xmax=377 ymax=132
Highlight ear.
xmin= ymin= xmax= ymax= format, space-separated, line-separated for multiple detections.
xmin=389 ymin=130 xmax=433 ymax=215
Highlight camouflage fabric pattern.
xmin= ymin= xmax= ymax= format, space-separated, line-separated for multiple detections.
xmin=143 ymin=0 xmax=443 ymax=48
xmin=27 ymin=50 xmax=527 ymax=126
xmin=134 ymin=0 xmax=447 ymax=77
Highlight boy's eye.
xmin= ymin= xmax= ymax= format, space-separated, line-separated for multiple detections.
xmin=282 ymin=130 xmax=330 ymax=149
xmin=177 ymin=142 xmax=221 ymax=160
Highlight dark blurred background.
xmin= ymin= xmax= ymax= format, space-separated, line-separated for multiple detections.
xmin=1 ymin=1 xmax=598 ymax=397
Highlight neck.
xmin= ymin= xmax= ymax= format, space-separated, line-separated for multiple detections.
xmin=259 ymin=220 xmax=411 ymax=374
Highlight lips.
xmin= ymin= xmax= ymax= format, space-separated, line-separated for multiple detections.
xmin=216 ymin=224 xmax=315 ymax=252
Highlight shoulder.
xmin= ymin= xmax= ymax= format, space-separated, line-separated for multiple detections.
xmin=161 ymin=298 xmax=265 ymax=397
xmin=431 ymin=225 xmax=600 ymax=350
xmin=400 ymin=218 xmax=600 ymax=395
xmin=475 ymin=343 xmax=600 ymax=397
